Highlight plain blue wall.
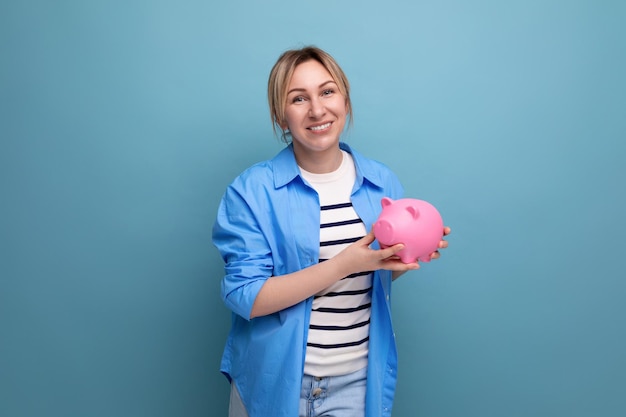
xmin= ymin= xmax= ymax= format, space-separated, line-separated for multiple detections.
xmin=2 ymin=1 xmax=625 ymax=416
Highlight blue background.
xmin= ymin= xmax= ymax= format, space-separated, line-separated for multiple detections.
xmin=1 ymin=1 xmax=625 ymax=416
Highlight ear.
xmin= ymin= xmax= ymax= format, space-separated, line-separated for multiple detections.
xmin=275 ymin=112 xmax=288 ymax=131
xmin=381 ymin=197 xmax=393 ymax=208
xmin=406 ymin=205 xmax=420 ymax=220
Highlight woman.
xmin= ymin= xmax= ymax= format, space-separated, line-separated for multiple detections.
xmin=212 ymin=46 xmax=450 ymax=417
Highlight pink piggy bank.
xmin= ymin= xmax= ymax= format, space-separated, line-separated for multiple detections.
xmin=373 ymin=197 xmax=444 ymax=263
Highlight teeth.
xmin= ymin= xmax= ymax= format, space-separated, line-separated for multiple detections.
xmin=310 ymin=122 xmax=331 ymax=131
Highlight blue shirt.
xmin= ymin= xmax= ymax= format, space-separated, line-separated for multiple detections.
xmin=212 ymin=142 xmax=404 ymax=417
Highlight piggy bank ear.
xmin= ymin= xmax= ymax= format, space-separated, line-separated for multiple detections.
xmin=406 ymin=206 xmax=420 ymax=220
xmin=381 ymin=197 xmax=393 ymax=208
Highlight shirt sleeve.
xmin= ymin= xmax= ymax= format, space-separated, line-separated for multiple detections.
xmin=212 ymin=184 xmax=273 ymax=320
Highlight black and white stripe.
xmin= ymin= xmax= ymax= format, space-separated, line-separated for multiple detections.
xmin=300 ymin=150 xmax=372 ymax=377
xmin=305 ymin=201 xmax=372 ymax=375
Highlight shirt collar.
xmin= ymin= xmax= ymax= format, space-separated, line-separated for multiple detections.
xmin=271 ymin=142 xmax=386 ymax=190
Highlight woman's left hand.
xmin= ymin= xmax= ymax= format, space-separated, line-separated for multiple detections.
xmin=429 ymin=226 xmax=451 ymax=261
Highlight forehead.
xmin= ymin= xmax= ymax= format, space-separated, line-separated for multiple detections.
xmin=287 ymin=60 xmax=335 ymax=89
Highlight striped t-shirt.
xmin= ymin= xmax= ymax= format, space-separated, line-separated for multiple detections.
xmin=300 ymin=151 xmax=372 ymax=377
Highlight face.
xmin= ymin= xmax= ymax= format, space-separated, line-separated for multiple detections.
xmin=282 ymin=60 xmax=348 ymax=169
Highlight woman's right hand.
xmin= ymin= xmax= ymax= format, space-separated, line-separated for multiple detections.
xmin=335 ymin=230 xmax=420 ymax=277
xmin=250 ymin=230 xmax=418 ymax=318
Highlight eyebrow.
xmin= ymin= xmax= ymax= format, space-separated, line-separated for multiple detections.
xmin=287 ymin=80 xmax=337 ymax=95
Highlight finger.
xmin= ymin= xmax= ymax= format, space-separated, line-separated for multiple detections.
xmin=430 ymin=251 xmax=440 ymax=260
xmin=438 ymin=240 xmax=449 ymax=249
xmin=443 ymin=226 xmax=451 ymax=236
xmin=361 ymin=229 xmax=376 ymax=245
xmin=385 ymin=259 xmax=420 ymax=270
xmin=378 ymin=243 xmax=405 ymax=259
xmin=400 ymin=262 xmax=420 ymax=270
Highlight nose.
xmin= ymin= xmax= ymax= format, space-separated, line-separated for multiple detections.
xmin=308 ymin=97 xmax=325 ymax=118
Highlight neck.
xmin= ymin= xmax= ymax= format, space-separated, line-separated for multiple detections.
xmin=294 ymin=145 xmax=343 ymax=174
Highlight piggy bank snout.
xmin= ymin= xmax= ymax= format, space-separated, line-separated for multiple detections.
xmin=373 ymin=220 xmax=394 ymax=243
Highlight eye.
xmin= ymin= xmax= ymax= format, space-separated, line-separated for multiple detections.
xmin=322 ymin=89 xmax=335 ymax=96
xmin=291 ymin=96 xmax=306 ymax=104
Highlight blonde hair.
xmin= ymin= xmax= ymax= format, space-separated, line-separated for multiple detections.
xmin=268 ymin=46 xmax=353 ymax=142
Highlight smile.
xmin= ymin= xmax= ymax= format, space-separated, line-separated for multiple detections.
xmin=308 ymin=122 xmax=332 ymax=131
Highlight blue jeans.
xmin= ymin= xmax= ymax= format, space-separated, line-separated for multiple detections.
xmin=229 ymin=366 xmax=368 ymax=417
xmin=300 ymin=366 xmax=367 ymax=417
